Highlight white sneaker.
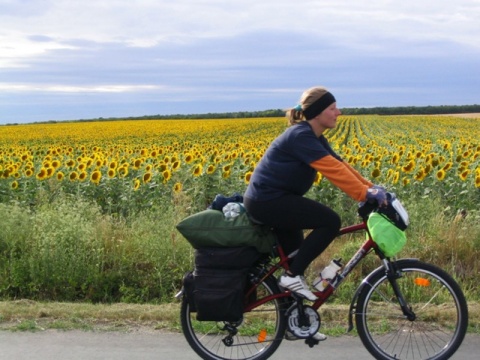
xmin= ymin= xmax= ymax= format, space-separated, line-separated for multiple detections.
xmin=278 ymin=274 xmax=318 ymax=301
xmin=313 ymin=332 xmax=327 ymax=341
xmin=285 ymin=330 xmax=327 ymax=341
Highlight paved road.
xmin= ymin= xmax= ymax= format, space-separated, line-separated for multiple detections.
xmin=0 ymin=331 xmax=478 ymax=359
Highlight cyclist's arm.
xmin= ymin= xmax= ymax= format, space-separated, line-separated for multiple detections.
xmin=310 ymin=155 xmax=370 ymax=201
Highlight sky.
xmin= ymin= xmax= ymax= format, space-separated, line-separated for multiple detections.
xmin=1 ymin=0 xmax=479 ymax=124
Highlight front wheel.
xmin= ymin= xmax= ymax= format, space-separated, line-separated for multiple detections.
xmin=180 ymin=270 xmax=287 ymax=360
xmin=356 ymin=259 xmax=468 ymax=360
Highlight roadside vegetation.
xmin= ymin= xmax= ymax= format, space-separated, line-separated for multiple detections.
xmin=0 ymin=114 xmax=479 ymax=332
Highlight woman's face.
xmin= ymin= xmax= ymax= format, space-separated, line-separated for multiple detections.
xmin=314 ymin=103 xmax=341 ymax=132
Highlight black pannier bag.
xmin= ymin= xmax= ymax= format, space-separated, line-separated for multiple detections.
xmin=188 ymin=246 xmax=261 ymax=322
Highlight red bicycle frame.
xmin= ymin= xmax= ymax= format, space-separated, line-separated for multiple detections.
xmin=244 ymin=221 xmax=379 ymax=312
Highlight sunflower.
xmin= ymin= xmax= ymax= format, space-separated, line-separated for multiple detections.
xmin=118 ymin=166 xmax=128 ymax=178
xmin=143 ymin=171 xmax=152 ymax=183
xmin=11 ymin=180 xmax=19 ymax=190
xmin=162 ymin=169 xmax=171 ymax=182
xmin=90 ymin=170 xmax=102 ymax=185
xmin=222 ymin=170 xmax=231 ymax=179
xmin=424 ymin=164 xmax=432 ymax=174
xmin=36 ymin=167 xmax=47 ymax=180
xmin=386 ymin=168 xmax=394 ymax=180
xmin=402 ymin=160 xmax=415 ymax=173
xmin=436 ymin=169 xmax=446 ymax=181
xmin=79 ymin=171 xmax=87 ymax=182
xmin=475 ymin=173 xmax=480 ymax=188
xmin=108 ymin=169 xmax=116 ymax=178
xmin=69 ymin=171 xmax=78 ymax=181
xmin=173 ymin=182 xmax=183 ymax=193
xmin=414 ymin=169 xmax=426 ymax=182
xmin=206 ymin=164 xmax=216 ymax=175
xmin=172 ymin=160 xmax=181 ymax=171
xmin=313 ymin=172 xmax=322 ymax=185
xmin=193 ymin=164 xmax=203 ymax=177
xmin=133 ymin=179 xmax=141 ymax=191
xmin=184 ymin=153 xmax=194 ymax=164
xmin=56 ymin=172 xmax=65 ymax=181
xmin=459 ymin=170 xmax=470 ymax=181
xmin=442 ymin=162 xmax=453 ymax=171
xmin=371 ymin=168 xmax=381 ymax=178
xmin=392 ymin=171 xmax=400 ymax=184
xmin=244 ymin=171 xmax=253 ymax=184
xmin=133 ymin=159 xmax=143 ymax=169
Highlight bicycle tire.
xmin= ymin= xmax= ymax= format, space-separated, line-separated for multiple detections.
xmin=180 ymin=269 xmax=287 ymax=360
xmin=355 ymin=259 xmax=468 ymax=360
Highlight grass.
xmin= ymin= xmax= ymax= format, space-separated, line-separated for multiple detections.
xmin=0 ymin=181 xmax=479 ymax=336
xmin=0 ymin=300 xmax=478 ymax=335
xmin=0 ymin=300 xmax=182 ymax=333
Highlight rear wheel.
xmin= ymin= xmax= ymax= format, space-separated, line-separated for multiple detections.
xmin=180 ymin=271 xmax=287 ymax=360
xmin=356 ymin=259 xmax=468 ymax=360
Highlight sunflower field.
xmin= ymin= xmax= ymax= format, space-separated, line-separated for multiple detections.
xmin=1 ymin=115 xmax=479 ymax=213
xmin=0 ymin=115 xmax=479 ymax=303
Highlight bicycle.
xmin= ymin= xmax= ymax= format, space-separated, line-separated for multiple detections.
xmin=178 ymin=198 xmax=468 ymax=360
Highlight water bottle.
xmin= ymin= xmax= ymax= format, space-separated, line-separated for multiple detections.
xmin=313 ymin=259 xmax=342 ymax=292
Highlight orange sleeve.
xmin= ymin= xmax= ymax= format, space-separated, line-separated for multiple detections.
xmin=310 ymin=155 xmax=370 ymax=201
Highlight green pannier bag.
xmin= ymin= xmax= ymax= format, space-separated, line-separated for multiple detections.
xmin=367 ymin=212 xmax=407 ymax=257
xmin=176 ymin=209 xmax=275 ymax=253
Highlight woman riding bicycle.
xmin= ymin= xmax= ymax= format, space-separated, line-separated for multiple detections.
xmin=244 ymin=86 xmax=387 ymax=305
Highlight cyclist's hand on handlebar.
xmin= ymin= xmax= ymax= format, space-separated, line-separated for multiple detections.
xmin=366 ymin=187 xmax=388 ymax=207
xmin=372 ymin=184 xmax=386 ymax=191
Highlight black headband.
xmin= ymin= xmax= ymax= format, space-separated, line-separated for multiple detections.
xmin=303 ymin=92 xmax=336 ymax=120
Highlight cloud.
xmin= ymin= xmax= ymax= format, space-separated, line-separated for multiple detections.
xmin=1 ymin=1 xmax=479 ymax=123
xmin=0 ymin=83 xmax=163 ymax=93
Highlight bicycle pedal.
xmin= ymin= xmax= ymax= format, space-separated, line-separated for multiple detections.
xmin=305 ymin=337 xmax=320 ymax=348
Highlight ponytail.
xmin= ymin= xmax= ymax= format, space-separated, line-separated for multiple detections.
xmin=286 ymin=107 xmax=305 ymax=126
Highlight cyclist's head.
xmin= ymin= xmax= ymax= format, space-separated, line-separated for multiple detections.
xmin=287 ymin=86 xmax=336 ymax=126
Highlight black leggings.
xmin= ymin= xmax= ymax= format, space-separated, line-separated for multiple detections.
xmin=244 ymin=195 xmax=341 ymax=276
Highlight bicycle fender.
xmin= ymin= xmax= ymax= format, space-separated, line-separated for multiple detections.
xmin=347 ymin=258 xmax=419 ymax=332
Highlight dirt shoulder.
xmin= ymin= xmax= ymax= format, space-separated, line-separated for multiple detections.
xmin=1 ymin=300 xmax=479 ymax=334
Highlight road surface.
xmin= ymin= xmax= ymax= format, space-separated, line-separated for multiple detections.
xmin=0 ymin=331 xmax=477 ymax=359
